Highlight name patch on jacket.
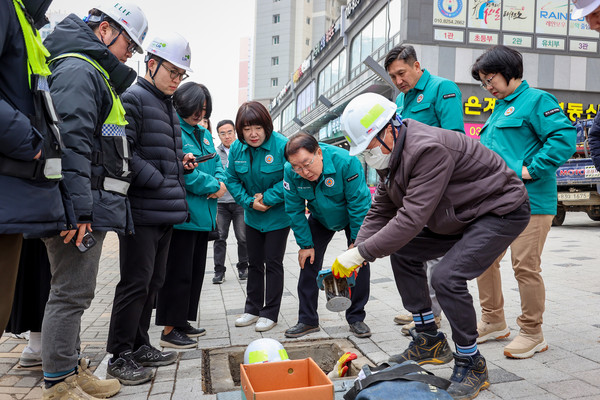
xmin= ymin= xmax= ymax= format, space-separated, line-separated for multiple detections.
xmin=443 ymin=93 xmax=456 ymax=99
xmin=283 ymin=180 xmax=290 ymax=191
xmin=347 ymin=173 xmax=359 ymax=182
xmin=544 ymin=108 xmax=561 ymax=117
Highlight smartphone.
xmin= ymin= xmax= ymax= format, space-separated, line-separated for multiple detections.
xmin=71 ymin=230 xmax=97 ymax=253
xmin=193 ymin=153 xmax=217 ymax=163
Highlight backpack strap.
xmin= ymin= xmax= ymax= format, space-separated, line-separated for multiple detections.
xmin=343 ymin=363 xmax=451 ymax=400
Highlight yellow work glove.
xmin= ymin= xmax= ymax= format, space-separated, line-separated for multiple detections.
xmin=331 ymin=247 xmax=364 ymax=278
xmin=327 ymin=352 xmax=358 ymax=379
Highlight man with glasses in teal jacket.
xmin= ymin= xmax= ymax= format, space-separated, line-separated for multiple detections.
xmin=283 ymin=133 xmax=372 ymax=338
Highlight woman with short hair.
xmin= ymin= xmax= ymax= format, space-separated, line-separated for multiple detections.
xmin=226 ymin=101 xmax=290 ymax=332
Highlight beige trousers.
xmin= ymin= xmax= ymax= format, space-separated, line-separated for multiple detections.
xmin=477 ymin=215 xmax=553 ymax=335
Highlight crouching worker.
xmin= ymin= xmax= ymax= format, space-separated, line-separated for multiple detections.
xmin=332 ymin=92 xmax=530 ymax=399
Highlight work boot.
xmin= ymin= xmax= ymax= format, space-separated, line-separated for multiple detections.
xmin=349 ymin=321 xmax=371 ymax=338
xmin=393 ymin=313 xmax=413 ymax=325
xmin=76 ymin=358 xmax=121 ymax=398
xmin=388 ymin=328 xmax=453 ymax=365
xmin=476 ymin=320 xmax=510 ymax=344
xmin=401 ymin=315 xmax=442 ymax=336
xmin=503 ymin=332 xmax=548 ymax=359
xmin=446 ymin=353 xmax=490 ymax=400
xmin=43 ymin=375 xmax=103 ymax=400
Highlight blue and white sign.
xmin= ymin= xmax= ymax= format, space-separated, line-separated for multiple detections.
xmin=433 ymin=0 xmax=466 ymax=27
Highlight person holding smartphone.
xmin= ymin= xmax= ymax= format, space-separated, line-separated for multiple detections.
xmin=227 ymin=101 xmax=290 ymax=333
xmin=40 ymin=2 xmax=150 ymax=397
xmin=155 ymin=82 xmax=226 ymax=348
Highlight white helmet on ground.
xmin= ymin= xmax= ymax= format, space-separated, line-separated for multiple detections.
xmin=94 ymin=1 xmax=148 ymax=53
xmin=341 ymin=92 xmax=397 ymax=156
xmin=571 ymin=0 xmax=600 ymax=19
xmin=243 ymin=338 xmax=290 ymax=364
xmin=146 ymin=32 xmax=193 ymax=72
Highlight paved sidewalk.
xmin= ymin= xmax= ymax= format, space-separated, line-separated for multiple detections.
xmin=1 ymin=213 xmax=600 ymax=399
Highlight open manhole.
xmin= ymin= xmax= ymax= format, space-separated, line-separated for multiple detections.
xmin=202 ymin=339 xmax=370 ymax=395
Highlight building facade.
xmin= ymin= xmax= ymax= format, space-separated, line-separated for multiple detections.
xmin=252 ymin=0 xmax=345 ymax=105
xmin=269 ymin=0 xmax=600 ymax=164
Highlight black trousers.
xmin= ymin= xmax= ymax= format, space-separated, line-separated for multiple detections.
xmin=244 ymin=225 xmax=290 ymax=322
xmin=390 ymin=200 xmax=530 ymax=346
xmin=156 ymin=229 xmax=208 ymax=326
xmin=298 ymin=216 xmax=370 ymax=326
xmin=107 ymin=225 xmax=172 ymax=356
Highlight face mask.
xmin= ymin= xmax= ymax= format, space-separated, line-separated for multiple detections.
xmin=363 ymin=145 xmax=391 ymax=170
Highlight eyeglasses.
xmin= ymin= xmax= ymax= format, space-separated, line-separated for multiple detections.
xmin=480 ymin=73 xmax=497 ymax=89
xmin=161 ymin=64 xmax=189 ymax=82
xmin=291 ymin=152 xmax=317 ymax=173
xmin=110 ymin=24 xmax=137 ymax=54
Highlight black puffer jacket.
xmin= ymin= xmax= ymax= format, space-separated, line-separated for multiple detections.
xmin=0 ymin=0 xmax=68 ymax=236
xmin=122 ymin=78 xmax=188 ymax=226
xmin=44 ymin=14 xmax=136 ymax=234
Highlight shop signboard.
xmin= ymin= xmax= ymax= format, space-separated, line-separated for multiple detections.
xmin=468 ymin=0 xmax=501 ymax=30
xmin=434 ymin=28 xmax=465 ymax=42
xmin=503 ymin=34 xmax=533 ymax=47
xmin=536 ymin=0 xmax=569 ymax=35
xmin=502 ymin=0 xmax=535 ymax=32
xmin=433 ymin=0 xmax=467 ymax=27
xmin=570 ymin=39 xmax=598 ymax=52
xmin=469 ymin=31 xmax=499 ymax=44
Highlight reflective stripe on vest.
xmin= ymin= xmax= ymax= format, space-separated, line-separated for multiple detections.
xmin=48 ymin=53 xmax=130 ymax=193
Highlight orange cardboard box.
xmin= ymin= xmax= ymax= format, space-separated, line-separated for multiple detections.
xmin=240 ymin=357 xmax=334 ymax=400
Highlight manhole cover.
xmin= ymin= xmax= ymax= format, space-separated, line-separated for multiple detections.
xmin=203 ymin=338 xmax=370 ymax=395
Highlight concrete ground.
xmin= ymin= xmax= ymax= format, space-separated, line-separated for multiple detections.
xmin=1 ymin=212 xmax=599 ymax=399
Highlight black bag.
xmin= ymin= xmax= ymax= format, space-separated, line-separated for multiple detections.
xmin=344 ymin=361 xmax=452 ymax=400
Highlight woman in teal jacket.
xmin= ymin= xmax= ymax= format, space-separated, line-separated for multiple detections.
xmin=156 ymin=83 xmax=226 ymax=348
xmin=226 ymin=101 xmax=290 ymax=332
xmin=471 ymin=45 xmax=576 ymax=359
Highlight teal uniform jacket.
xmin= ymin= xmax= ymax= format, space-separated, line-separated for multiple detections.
xmin=226 ymin=131 xmax=290 ymax=232
xmin=283 ymin=144 xmax=371 ymax=248
xmin=480 ymin=81 xmax=576 ymax=215
xmin=174 ymin=118 xmax=225 ymax=231
xmin=395 ymin=69 xmax=464 ymax=132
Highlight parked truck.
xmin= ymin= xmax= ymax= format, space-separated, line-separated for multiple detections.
xmin=554 ymin=118 xmax=600 ymax=226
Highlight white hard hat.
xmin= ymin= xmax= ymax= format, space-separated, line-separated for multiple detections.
xmin=243 ymin=338 xmax=290 ymax=364
xmin=341 ymin=92 xmax=397 ymax=156
xmin=146 ymin=32 xmax=193 ymax=72
xmin=572 ymin=0 xmax=600 ymax=19
xmin=95 ymin=1 xmax=148 ymax=53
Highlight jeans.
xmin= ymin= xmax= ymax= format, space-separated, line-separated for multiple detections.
xmin=41 ymin=231 xmax=107 ymax=374
xmin=214 ymin=203 xmax=248 ymax=273
xmin=390 ymin=201 xmax=530 ymax=346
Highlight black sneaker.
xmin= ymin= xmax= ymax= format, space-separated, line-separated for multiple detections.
xmin=159 ymin=329 xmax=197 ymax=349
xmin=106 ymin=351 xmax=153 ymax=386
xmin=133 ymin=344 xmax=178 ymax=367
xmin=388 ymin=328 xmax=453 ymax=365
xmin=285 ymin=322 xmax=320 ymax=338
xmin=212 ymin=271 xmax=225 ymax=284
xmin=238 ymin=268 xmax=248 ymax=280
xmin=179 ymin=322 xmax=206 ymax=338
xmin=447 ymin=353 xmax=490 ymax=400
xmin=349 ymin=321 xmax=371 ymax=338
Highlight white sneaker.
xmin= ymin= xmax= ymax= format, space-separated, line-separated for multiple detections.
xmin=235 ymin=313 xmax=259 ymax=327
xmin=255 ymin=317 xmax=276 ymax=332
xmin=19 ymin=346 xmax=42 ymax=367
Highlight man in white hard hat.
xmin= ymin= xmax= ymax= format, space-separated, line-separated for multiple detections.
xmin=572 ymin=0 xmax=600 ymax=27
xmin=40 ymin=1 xmax=149 ymax=398
xmin=106 ymin=31 xmax=198 ymax=385
xmin=331 ymin=92 xmax=531 ymax=399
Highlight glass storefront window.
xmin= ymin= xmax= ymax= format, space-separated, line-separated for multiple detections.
xmin=317 ymin=49 xmax=346 ymax=96
xmin=297 ymin=81 xmax=316 ymax=116
xmin=282 ymin=101 xmax=296 ymax=128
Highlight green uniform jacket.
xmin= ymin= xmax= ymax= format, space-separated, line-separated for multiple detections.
xmin=174 ymin=118 xmax=225 ymax=231
xmin=283 ymin=144 xmax=372 ymax=248
xmin=480 ymin=81 xmax=576 ymax=215
xmin=226 ymin=131 xmax=290 ymax=232
xmin=395 ymin=69 xmax=464 ymax=132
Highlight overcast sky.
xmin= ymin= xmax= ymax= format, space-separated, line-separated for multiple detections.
xmin=47 ymin=0 xmax=256 ymax=133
